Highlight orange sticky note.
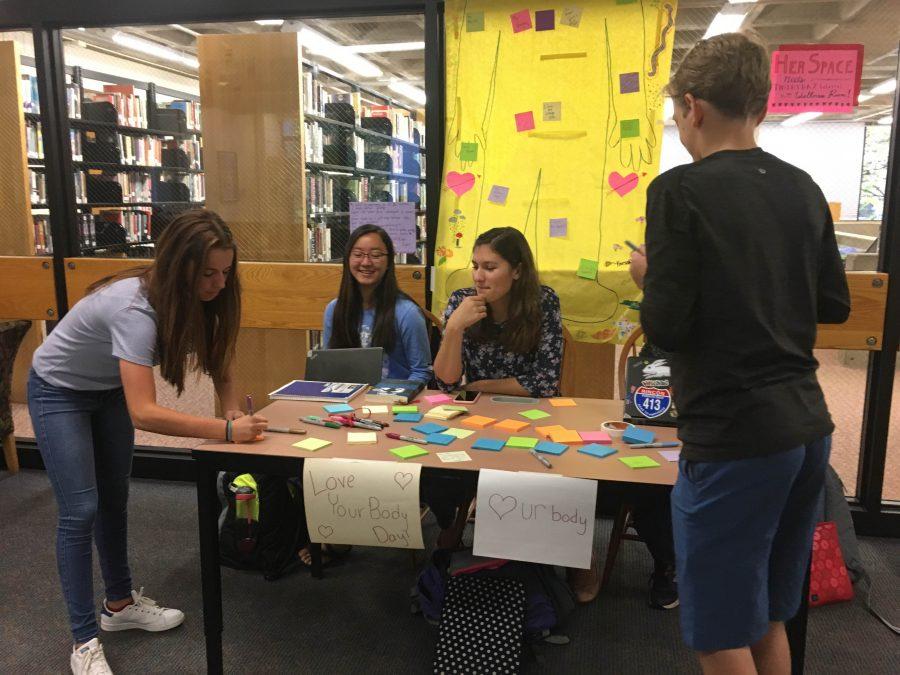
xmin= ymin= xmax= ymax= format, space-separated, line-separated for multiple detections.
xmin=535 ymin=424 xmax=567 ymax=439
xmin=549 ymin=398 xmax=577 ymax=407
xmin=462 ymin=415 xmax=497 ymax=429
xmin=493 ymin=418 xmax=531 ymax=433
xmin=549 ymin=428 xmax=583 ymax=444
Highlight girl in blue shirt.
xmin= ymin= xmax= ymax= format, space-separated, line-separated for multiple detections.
xmin=323 ymin=225 xmax=432 ymax=383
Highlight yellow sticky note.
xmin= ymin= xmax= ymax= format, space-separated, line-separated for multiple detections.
xmin=549 ymin=398 xmax=577 ymax=407
xmin=443 ymin=427 xmax=475 ymax=439
xmin=347 ymin=431 xmax=377 ymax=445
xmin=360 ymin=405 xmax=389 ymax=414
xmin=294 ymin=437 xmax=331 ymax=452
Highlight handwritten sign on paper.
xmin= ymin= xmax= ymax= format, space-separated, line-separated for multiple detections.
xmin=349 ymin=201 xmax=417 ymax=254
xmin=769 ymin=45 xmax=863 ymax=113
xmin=473 ymin=469 xmax=596 ymax=568
xmin=487 ymin=184 xmax=510 ymax=205
xmin=560 ymin=7 xmax=583 ymax=28
xmin=542 ymin=101 xmax=562 ymax=122
xmin=303 ymin=458 xmax=424 ymax=549
xmin=549 ymin=217 xmax=568 ymax=238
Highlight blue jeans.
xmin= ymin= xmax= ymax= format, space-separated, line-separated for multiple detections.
xmin=28 ymin=369 xmax=135 ymax=643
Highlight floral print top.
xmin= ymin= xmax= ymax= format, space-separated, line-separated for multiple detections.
xmin=437 ymin=285 xmax=563 ymax=398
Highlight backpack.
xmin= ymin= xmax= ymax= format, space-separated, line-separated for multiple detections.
xmin=217 ymin=472 xmax=308 ymax=581
xmin=414 ymin=548 xmax=575 ymax=644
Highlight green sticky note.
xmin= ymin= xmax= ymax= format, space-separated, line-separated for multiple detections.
xmin=621 ymin=119 xmax=640 ymax=138
xmin=293 ymin=437 xmax=331 ymax=452
xmin=391 ymin=444 xmax=428 ymax=460
xmin=466 ymin=11 xmax=485 ymax=32
xmin=520 ymin=409 xmax=551 ymax=420
xmin=620 ymin=455 xmax=661 ymax=469
xmin=577 ymin=258 xmax=598 ymax=280
xmin=460 ymin=142 xmax=478 ymax=161
xmin=506 ymin=436 xmax=539 ymax=449
xmin=393 ymin=405 xmax=419 ymax=413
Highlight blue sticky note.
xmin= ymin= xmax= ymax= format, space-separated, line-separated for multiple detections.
xmin=413 ymin=422 xmax=449 ymax=435
xmin=535 ymin=440 xmax=568 ymax=456
xmin=623 ymin=426 xmax=655 ymax=444
xmin=394 ymin=412 xmax=424 ymax=423
xmin=471 ymin=438 xmax=505 ymax=452
xmin=323 ymin=403 xmax=354 ymax=414
xmin=426 ymin=433 xmax=456 ymax=446
xmin=578 ymin=443 xmax=617 ymax=458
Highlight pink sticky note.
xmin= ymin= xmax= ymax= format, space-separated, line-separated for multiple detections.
xmin=515 ymin=111 xmax=535 ymax=132
xmin=510 ymin=10 xmax=532 ymax=33
xmin=658 ymin=450 xmax=681 ymax=462
xmin=579 ymin=430 xmax=612 ymax=444
xmin=425 ymin=393 xmax=453 ymax=405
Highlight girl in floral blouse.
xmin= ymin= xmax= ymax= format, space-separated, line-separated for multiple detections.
xmin=434 ymin=227 xmax=563 ymax=396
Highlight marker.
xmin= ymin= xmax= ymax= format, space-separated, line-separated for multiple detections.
xmin=299 ymin=415 xmax=341 ymax=429
xmin=529 ymin=449 xmax=553 ymax=469
xmin=330 ymin=415 xmax=383 ymax=431
xmin=627 ymin=442 xmax=681 ymax=449
xmin=246 ymin=394 xmax=254 ymax=416
xmin=624 ymin=240 xmax=642 ymax=253
xmin=386 ymin=432 xmax=429 ymax=445
xmin=266 ymin=426 xmax=307 ymax=435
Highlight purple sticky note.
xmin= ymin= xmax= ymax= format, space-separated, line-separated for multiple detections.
xmin=658 ymin=450 xmax=681 ymax=462
xmin=515 ymin=111 xmax=535 ymax=132
xmin=488 ymin=185 xmax=510 ymax=205
xmin=550 ymin=218 xmax=567 ymax=238
xmin=510 ymin=10 xmax=532 ymax=33
xmin=535 ymin=9 xmax=555 ymax=31
xmin=620 ymin=72 xmax=640 ymax=94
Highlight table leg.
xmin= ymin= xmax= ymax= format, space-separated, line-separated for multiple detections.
xmin=197 ymin=465 xmax=224 ymax=674
xmin=786 ymin=560 xmax=811 ymax=674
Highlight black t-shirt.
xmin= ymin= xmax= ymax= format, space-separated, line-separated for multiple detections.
xmin=641 ymin=148 xmax=851 ymax=462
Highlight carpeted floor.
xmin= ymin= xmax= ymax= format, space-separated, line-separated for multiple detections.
xmin=1 ymin=470 xmax=897 ymax=674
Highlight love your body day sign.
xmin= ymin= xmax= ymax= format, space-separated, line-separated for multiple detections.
xmin=303 ymin=458 xmax=424 ymax=549
xmin=473 ymin=469 xmax=597 ymax=569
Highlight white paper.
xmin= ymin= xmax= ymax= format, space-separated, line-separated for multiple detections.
xmin=303 ymin=458 xmax=424 ymax=549
xmin=473 ymin=469 xmax=596 ymax=568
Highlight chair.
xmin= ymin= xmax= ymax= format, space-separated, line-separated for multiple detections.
xmin=1 ymin=320 xmax=32 ymax=473
xmin=600 ymin=325 xmax=645 ymax=592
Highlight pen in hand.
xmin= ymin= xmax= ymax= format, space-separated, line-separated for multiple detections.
xmin=246 ymin=394 xmax=254 ymax=416
xmin=529 ymin=449 xmax=552 ymax=469
xmin=266 ymin=426 xmax=307 ymax=435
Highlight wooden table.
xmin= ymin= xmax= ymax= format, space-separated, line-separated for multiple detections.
xmin=192 ymin=394 xmax=808 ymax=673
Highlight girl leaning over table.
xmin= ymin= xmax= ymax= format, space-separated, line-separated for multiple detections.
xmin=28 ymin=209 xmax=267 ymax=675
xmin=433 ymin=226 xmax=600 ymax=601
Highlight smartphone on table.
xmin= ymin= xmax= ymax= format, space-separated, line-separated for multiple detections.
xmin=452 ymin=390 xmax=482 ymax=404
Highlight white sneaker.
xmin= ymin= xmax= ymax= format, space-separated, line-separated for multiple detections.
xmin=100 ymin=587 xmax=185 ymax=633
xmin=71 ymin=638 xmax=113 ymax=674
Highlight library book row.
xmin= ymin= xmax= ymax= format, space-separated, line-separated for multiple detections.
xmin=30 ymin=168 xmax=205 ymax=206
xmin=306 ymin=173 xmax=425 ymax=214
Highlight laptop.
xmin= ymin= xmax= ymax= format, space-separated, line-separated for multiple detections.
xmin=305 ymin=347 xmax=384 ymax=386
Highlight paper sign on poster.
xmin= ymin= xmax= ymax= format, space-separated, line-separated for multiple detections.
xmin=303 ymin=458 xmax=424 ymax=549
xmin=349 ymin=202 xmax=418 ymax=254
xmin=769 ymin=44 xmax=863 ymax=114
xmin=473 ymin=469 xmax=596 ymax=569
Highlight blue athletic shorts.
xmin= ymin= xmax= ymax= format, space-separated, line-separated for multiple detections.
xmin=671 ymin=437 xmax=831 ymax=652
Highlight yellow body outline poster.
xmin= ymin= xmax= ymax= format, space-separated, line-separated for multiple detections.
xmin=433 ymin=0 xmax=678 ymax=343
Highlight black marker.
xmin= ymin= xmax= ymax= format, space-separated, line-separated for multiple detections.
xmin=624 ymin=240 xmax=642 ymax=253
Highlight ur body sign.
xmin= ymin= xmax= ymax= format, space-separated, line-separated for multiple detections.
xmin=768 ymin=44 xmax=864 ymax=114
xmin=473 ymin=469 xmax=597 ymax=569
xmin=303 ymin=458 xmax=424 ymax=549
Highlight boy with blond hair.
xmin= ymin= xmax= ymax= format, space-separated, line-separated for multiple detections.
xmin=630 ymin=32 xmax=850 ymax=674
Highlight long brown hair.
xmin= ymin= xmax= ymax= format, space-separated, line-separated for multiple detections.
xmin=468 ymin=227 xmax=542 ymax=353
xmin=87 ymin=209 xmax=241 ymax=393
xmin=330 ymin=224 xmax=411 ymax=353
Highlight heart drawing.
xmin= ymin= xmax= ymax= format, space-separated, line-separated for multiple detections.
xmin=488 ymin=493 xmax=518 ymax=520
xmin=608 ymin=171 xmax=639 ymax=197
xmin=318 ymin=525 xmax=334 ymax=539
xmin=446 ymin=171 xmax=476 ymax=197
xmin=394 ymin=472 xmax=413 ymax=490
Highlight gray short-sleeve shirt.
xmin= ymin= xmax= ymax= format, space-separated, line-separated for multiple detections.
xmin=32 ymin=276 xmax=158 ymax=390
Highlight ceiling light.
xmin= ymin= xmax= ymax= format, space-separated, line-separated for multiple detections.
xmin=388 ymin=80 xmax=426 ymax=106
xmin=111 ymin=32 xmax=199 ymax=69
xmin=349 ymin=41 xmax=425 ymax=54
xmin=255 ymin=19 xmax=284 ymax=26
xmin=703 ymin=8 xmax=749 ymax=39
xmin=780 ymin=112 xmax=823 ymax=127
xmin=870 ymin=78 xmax=897 ymax=95
xmin=857 ymin=93 xmax=874 ymax=103
xmin=299 ymin=27 xmax=382 ymax=78
xmin=877 ymin=115 xmax=894 ymax=126
xmin=727 ymin=0 xmax=758 ymax=4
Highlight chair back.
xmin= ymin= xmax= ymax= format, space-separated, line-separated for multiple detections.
xmin=0 ymin=320 xmax=32 ymax=437
xmin=617 ymin=326 xmax=644 ymax=400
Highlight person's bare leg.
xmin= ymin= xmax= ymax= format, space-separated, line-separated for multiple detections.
xmin=750 ymin=622 xmax=790 ymax=675
xmin=698 ymin=647 xmax=757 ymax=675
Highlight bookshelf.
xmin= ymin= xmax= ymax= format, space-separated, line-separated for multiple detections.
xmin=23 ymin=68 xmax=204 ymax=258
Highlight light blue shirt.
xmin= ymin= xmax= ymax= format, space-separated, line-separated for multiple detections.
xmin=32 ymin=277 xmax=158 ymax=390
xmin=322 ymin=297 xmax=432 ymax=383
